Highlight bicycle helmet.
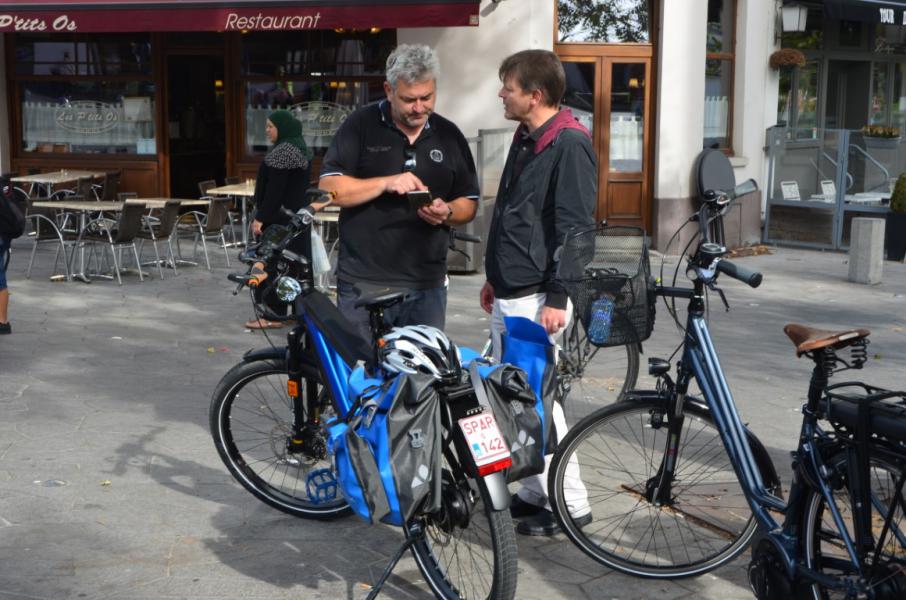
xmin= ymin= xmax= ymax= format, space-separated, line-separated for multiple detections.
xmin=380 ymin=325 xmax=461 ymax=380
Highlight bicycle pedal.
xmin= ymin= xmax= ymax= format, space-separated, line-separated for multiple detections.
xmin=306 ymin=468 xmax=338 ymax=504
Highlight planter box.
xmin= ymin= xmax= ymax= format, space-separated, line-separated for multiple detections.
xmin=864 ymin=136 xmax=901 ymax=150
xmin=885 ymin=212 xmax=906 ymax=261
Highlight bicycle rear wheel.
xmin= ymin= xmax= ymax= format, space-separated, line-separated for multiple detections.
xmin=408 ymin=471 xmax=518 ymax=600
xmin=558 ymin=319 xmax=639 ymax=425
xmin=803 ymin=447 xmax=906 ymax=599
xmin=549 ymin=398 xmax=766 ymax=578
xmin=210 ymin=359 xmax=350 ymax=519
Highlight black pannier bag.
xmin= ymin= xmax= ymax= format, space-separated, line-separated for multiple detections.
xmin=470 ymin=361 xmax=547 ymax=484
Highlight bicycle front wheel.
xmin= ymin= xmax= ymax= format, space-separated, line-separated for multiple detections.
xmin=549 ymin=398 xmax=761 ymax=578
xmin=558 ymin=319 xmax=640 ymax=424
xmin=803 ymin=447 xmax=906 ymax=599
xmin=409 ymin=472 xmax=518 ymax=600
xmin=210 ymin=359 xmax=350 ymax=519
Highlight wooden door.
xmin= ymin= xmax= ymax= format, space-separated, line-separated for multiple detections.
xmin=559 ymin=50 xmax=654 ymax=231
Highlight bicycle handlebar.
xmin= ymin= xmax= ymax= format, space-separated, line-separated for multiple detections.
xmin=716 ymin=259 xmax=762 ymax=288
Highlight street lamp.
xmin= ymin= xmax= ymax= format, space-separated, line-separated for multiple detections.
xmin=781 ymin=3 xmax=809 ymax=33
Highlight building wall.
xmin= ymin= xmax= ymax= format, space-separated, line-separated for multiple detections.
xmin=399 ymin=0 xmax=553 ymax=139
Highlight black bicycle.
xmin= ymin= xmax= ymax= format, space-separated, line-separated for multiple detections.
xmin=548 ymin=180 xmax=906 ymax=599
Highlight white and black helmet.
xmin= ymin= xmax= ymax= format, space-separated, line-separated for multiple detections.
xmin=380 ymin=325 xmax=460 ymax=380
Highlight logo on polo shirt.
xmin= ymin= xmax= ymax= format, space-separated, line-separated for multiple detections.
xmin=429 ymin=149 xmax=444 ymax=163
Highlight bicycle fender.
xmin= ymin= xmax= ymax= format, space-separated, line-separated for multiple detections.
xmin=242 ymin=346 xmax=288 ymax=363
xmin=481 ymin=471 xmax=511 ymax=511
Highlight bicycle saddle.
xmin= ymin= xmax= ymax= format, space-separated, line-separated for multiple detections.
xmin=783 ymin=323 xmax=870 ymax=357
xmin=353 ymin=285 xmax=408 ymax=311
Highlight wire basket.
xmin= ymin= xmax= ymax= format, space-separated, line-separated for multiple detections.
xmin=557 ymin=225 xmax=654 ymax=347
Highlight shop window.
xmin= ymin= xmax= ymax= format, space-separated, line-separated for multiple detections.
xmin=240 ymin=30 xmax=396 ymax=158
xmin=556 ymin=0 xmax=651 ymax=44
xmin=777 ymin=60 xmax=821 ymax=138
xmin=704 ymin=0 xmax=735 ymax=150
xmin=13 ymin=34 xmax=156 ymax=156
xmin=893 ymin=64 xmax=906 ymax=131
xmin=15 ymin=34 xmax=152 ymax=76
xmin=871 ymin=63 xmax=890 ymax=126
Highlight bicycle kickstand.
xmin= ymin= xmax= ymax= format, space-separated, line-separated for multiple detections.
xmin=364 ymin=525 xmax=422 ymax=600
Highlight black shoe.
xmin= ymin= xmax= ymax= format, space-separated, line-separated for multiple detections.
xmin=509 ymin=495 xmax=545 ymax=519
xmin=0 ymin=322 xmax=9 ymax=335
xmin=516 ymin=509 xmax=592 ymax=537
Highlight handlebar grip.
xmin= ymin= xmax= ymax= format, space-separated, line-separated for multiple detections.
xmin=248 ymin=262 xmax=268 ymax=287
xmin=227 ymin=273 xmax=246 ymax=284
xmin=716 ymin=259 xmax=762 ymax=288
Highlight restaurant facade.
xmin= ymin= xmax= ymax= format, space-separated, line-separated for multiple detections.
xmin=3 ymin=1 xmax=893 ymax=251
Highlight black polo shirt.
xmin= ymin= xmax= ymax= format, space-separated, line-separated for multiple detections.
xmin=320 ymin=101 xmax=479 ymax=289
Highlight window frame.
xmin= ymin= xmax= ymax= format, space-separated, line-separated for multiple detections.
xmin=7 ymin=33 xmax=160 ymax=159
xmin=704 ymin=0 xmax=737 ymax=153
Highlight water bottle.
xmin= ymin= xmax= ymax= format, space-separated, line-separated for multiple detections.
xmin=587 ymin=297 xmax=614 ymax=345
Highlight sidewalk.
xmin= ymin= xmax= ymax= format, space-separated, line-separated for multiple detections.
xmin=1 ymin=240 xmax=905 ymax=599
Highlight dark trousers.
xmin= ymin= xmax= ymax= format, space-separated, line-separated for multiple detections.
xmin=336 ymin=279 xmax=447 ymax=343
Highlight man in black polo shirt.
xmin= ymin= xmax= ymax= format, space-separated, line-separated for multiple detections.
xmin=481 ymin=49 xmax=596 ymax=536
xmin=319 ymin=44 xmax=479 ymax=341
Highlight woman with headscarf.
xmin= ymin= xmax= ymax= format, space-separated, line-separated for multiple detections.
xmin=245 ymin=109 xmax=313 ymax=330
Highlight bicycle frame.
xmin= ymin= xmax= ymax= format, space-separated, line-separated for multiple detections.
xmin=656 ymin=281 xmax=893 ymax=589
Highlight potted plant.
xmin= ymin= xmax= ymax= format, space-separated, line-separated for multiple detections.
xmin=861 ymin=125 xmax=901 ymax=150
xmin=769 ymin=48 xmax=806 ymax=70
xmin=886 ymin=172 xmax=906 ymax=261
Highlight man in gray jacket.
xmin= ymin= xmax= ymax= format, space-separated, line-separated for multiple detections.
xmin=481 ymin=49 xmax=596 ymax=536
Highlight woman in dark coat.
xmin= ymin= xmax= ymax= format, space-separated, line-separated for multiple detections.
xmin=245 ymin=109 xmax=313 ymax=330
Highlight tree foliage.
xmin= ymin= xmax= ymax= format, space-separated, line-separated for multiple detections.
xmin=557 ymin=0 xmax=650 ymax=44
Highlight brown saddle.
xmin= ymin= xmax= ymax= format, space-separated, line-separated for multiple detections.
xmin=783 ymin=323 xmax=870 ymax=357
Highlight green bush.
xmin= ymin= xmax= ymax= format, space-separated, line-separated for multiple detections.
xmin=891 ymin=173 xmax=906 ymax=213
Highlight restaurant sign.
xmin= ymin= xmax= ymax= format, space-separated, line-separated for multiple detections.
xmin=292 ymin=102 xmax=351 ymax=138
xmin=0 ymin=2 xmax=479 ymax=33
xmin=55 ymin=101 xmax=119 ymax=135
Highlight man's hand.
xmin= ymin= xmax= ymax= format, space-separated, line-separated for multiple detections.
xmin=540 ymin=306 xmax=567 ymax=334
xmin=479 ymin=281 xmax=494 ymax=314
xmin=251 ymin=219 xmax=263 ymax=236
xmin=384 ymin=172 xmax=426 ymax=195
xmin=418 ymin=198 xmax=451 ymax=226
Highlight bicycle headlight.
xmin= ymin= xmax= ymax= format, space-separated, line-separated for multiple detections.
xmin=274 ymin=276 xmax=302 ymax=302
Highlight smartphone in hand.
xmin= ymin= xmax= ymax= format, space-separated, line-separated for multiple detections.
xmin=406 ymin=190 xmax=433 ymax=211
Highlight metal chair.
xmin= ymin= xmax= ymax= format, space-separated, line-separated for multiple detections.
xmin=71 ymin=202 xmax=147 ymax=285
xmin=22 ymin=189 xmax=76 ymax=281
xmin=175 ymin=198 xmax=232 ymax=270
xmin=137 ymin=200 xmax=181 ymax=279
xmin=98 ymin=170 xmax=122 ymax=201
xmin=198 ymin=179 xmax=240 ymax=245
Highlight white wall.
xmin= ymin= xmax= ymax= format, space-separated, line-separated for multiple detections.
xmin=654 ymin=0 xmax=708 ymax=199
xmin=399 ymin=0 xmax=553 ymax=139
xmin=733 ymin=0 xmax=779 ymax=211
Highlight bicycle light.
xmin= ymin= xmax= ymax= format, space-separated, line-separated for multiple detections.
xmin=275 ymin=276 xmax=302 ymax=302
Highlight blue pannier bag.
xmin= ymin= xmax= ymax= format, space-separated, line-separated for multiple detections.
xmin=499 ymin=316 xmax=558 ymax=455
xmin=327 ymin=368 xmax=442 ymax=526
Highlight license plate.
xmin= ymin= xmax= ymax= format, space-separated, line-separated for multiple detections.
xmin=458 ymin=411 xmax=510 ymax=467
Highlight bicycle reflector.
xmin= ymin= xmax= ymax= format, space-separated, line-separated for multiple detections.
xmin=477 ymin=456 xmax=512 ymax=477
xmin=287 ymin=380 xmax=299 ymax=397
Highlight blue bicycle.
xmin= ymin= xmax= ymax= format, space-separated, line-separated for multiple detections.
xmin=548 ymin=181 xmax=906 ymax=598
xmin=209 ymin=192 xmax=518 ymax=600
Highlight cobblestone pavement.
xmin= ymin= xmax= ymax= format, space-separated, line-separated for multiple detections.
xmin=1 ymin=239 xmax=905 ymax=599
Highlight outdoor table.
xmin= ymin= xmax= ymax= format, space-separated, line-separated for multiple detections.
xmin=207 ymin=181 xmax=255 ymax=246
xmin=12 ymin=170 xmax=106 ymax=198
xmin=33 ymin=201 xmax=127 ymax=282
xmin=137 ymin=198 xmax=209 ymax=209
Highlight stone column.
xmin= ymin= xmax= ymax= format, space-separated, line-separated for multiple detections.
xmin=652 ymin=0 xmax=708 ymax=252
xmin=848 ymin=217 xmax=885 ymax=285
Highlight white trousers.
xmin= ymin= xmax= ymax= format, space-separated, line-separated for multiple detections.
xmin=490 ymin=293 xmax=590 ymax=517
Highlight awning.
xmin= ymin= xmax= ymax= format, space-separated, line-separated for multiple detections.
xmin=825 ymin=0 xmax=906 ymax=25
xmin=0 ymin=0 xmax=480 ymax=33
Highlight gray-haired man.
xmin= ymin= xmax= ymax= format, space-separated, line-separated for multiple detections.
xmin=320 ymin=44 xmax=479 ymax=340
